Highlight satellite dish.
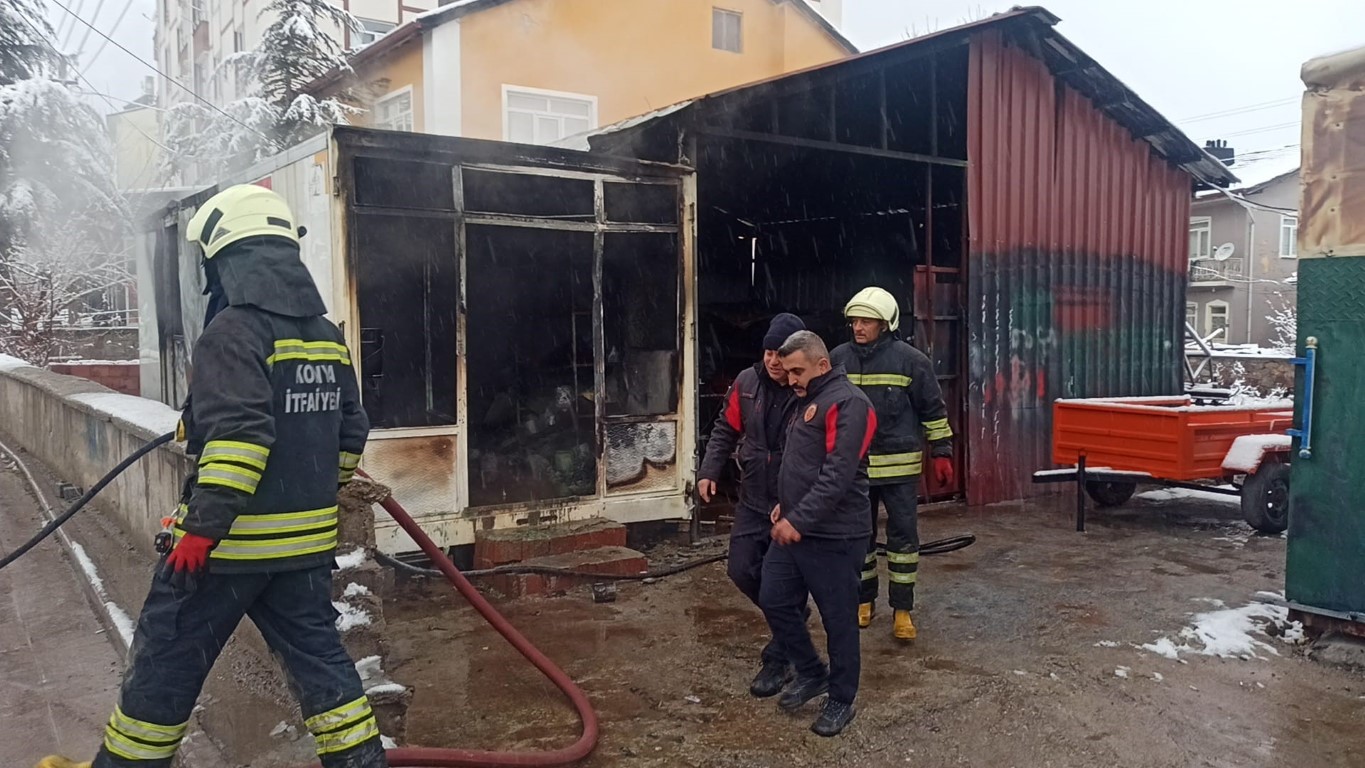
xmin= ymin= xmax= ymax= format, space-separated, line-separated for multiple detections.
xmin=1213 ymin=242 xmax=1236 ymax=261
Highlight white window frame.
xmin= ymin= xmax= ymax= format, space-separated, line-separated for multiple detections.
xmin=712 ymin=7 xmax=743 ymax=53
xmin=1189 ymin=216 xmax=1212 ymax=261
xmin=374 ymin=86 xmax=415 ymax=132
xmin=355 ymin=17 xmax=396 ymax=47
xmin=1185 ymin=302 xmax=1198 ymax=331
xmin=1280 ymin=215 xmax=1298 ymax=258
xmin=1205 ymin=300 xmax=1230 ymax=340
xmin=501 ymin=85 xmax=598 ymax=146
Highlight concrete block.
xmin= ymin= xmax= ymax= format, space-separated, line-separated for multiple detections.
xmin=474 ymin=517 xmax=627 ymax=569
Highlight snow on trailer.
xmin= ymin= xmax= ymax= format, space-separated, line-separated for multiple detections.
xmin=1035 ymin=396 xmax=1295 ymax=533
xmin=137 ymin=127 xmax=698 ymax=554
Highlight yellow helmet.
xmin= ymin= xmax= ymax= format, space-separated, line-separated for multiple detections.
xmin=186 ymin=184 xmax=300 ymax=260
xmin=843 ymin=286 xmax=900 ymax=332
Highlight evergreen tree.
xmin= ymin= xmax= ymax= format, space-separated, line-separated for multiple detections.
xmin=0 ymin=0 xmax=62 ymax=85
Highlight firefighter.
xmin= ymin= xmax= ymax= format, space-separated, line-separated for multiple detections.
xmin=830 ymin=286 xmax=954 ymax=642
xmin=698 ymin=313 xmax=806 ymax=698
xmin=760 ymin=330 xmax=876 ymax=737
xmin=36 ymin=185 xmax=382 ymax=768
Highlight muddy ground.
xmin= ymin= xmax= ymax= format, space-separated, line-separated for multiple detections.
xmin=384 ymin=494 xmax=1364 ymax=768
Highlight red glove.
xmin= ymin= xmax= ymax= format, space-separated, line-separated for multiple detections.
xmin=165 ymin=533 xmax=214 ymax=574
xmin=932 ymin=457 xmax=955 ymax=487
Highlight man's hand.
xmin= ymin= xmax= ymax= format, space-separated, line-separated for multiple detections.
xmin=770 ymin=504 xmax=781 ymax=523
xmin=933 ymin=457 xmax=955 ymax=487
xmin=697 ymin=479 xmax=717 ymax=503
xmin=771 ymin=518 xmax=802 ymax=545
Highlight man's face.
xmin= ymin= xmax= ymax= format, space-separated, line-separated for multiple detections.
xmin=762 ymin=349 xmax=787 ymax=383
xmin=781 ymin=350 xmax=831 ymax=397
xmin=851 ymin=317 xmax=884 ymax=344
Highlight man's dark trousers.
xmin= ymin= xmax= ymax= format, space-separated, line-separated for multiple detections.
xmin=728 ymin=524 xmax=785 ymax=664
xmin=860 ymin=481 xmax=920 ymax=610
xmin=759 ymin=536 xmax=866 ymax=704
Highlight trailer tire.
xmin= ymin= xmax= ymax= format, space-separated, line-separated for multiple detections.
xmin=1085 ymin=480 xmax=1137 ymax=507
xmin=1241 ymin=462 xmax=1290 ymax=534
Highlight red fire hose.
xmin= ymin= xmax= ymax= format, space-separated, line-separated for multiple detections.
xmin=364 ymin=473 xmax=599 ymax=767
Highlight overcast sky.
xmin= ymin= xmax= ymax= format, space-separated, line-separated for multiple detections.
xmin=53 ymin=0 xmax=1360 ymax=184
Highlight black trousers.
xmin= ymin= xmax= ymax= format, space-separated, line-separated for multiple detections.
xmin=759 ymin=536 xmax=865 ymax=705
xmin=94 ymin=566 xmax=386 ymax=768
xmin=860 ymin=481 xmax=920 ymax=610
xmin=727 ymin=525 xmax=785 ymax=664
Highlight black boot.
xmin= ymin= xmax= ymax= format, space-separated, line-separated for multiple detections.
xmin=750 ymin=660 xmax=793 ymax=698
xmin=777 ymin=673 xmax=829 ymax=712
xmin=811 ymin=699 xmax=857 ymax=737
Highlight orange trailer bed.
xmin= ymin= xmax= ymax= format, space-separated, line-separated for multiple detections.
xmin=1052 ymin=396 xmax=1294 ymax=481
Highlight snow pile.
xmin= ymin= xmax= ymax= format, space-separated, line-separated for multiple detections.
xmin=1136 ymin=487 xmax=1240 ymax=506
xmin=1114 ymin=666 xmax=1131 ymax=679
xmin=343 ymin=582 xmax=371 ymax=597
xmin=69 ymin=542 xmax=136 ymax=646
xmin=1142 ymin=597 xmax=1304 ymax=661
xmin=335 ymin=548 xmax=366 ymax=570
xmin=1223 ymin=435 xmax=1293 ymax=473
xmin=333 ymin=601 xmax=371 ymax=631
xmin=0 ymin=353 xmax=34 ymax=371
xmin=71 ymin=392 xmax=181 ymax=435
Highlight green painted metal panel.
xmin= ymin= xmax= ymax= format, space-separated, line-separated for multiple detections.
xmin=1286 ymin=257 xmax=1365 ymax=614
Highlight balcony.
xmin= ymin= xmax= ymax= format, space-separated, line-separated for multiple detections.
xmin=1188 ymin=258 xmax=1241 ymax=288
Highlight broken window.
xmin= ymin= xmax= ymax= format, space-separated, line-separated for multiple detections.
xmin=603 ymin=232 xmax=680 ymax=416
xmin=353 ymin=212 xmax=458 ymax=428
xmin=465 ymin=225 xmax=597 ymax=507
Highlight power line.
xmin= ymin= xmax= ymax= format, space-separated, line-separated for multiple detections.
xmin=79 ymin=0 xmax=136 ymax=76
xmin=69 ymin=0 xmax=110 ymax=61
xmin=54 ymin=0 xmax=88 ymax=47
xmin=1222 ymin=121 xmax=1300 ymax=140
xmin=43 ymin=0 xmax=274 ymax=143
xmin=1181 ymin=97 xmax=1297 ymax=124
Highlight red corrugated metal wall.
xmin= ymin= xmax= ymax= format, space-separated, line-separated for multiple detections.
xmin=965 ymin=30 xmax=1193 ymax=505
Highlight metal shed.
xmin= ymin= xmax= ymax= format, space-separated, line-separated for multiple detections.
xmin=577 ymin=5 xmax=1237 ymax=505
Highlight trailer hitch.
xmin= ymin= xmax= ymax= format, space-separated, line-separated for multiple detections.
xmin=1288 ymin=336 xmax=1318 ymax=459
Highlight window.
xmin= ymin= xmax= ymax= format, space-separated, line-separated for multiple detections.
xmin=503 ymin=87 xmax=596 ymax=145
xmin=1280 ymin=215 xmax=1298 ymax=257
xmin=233 ymin=29 xmax=245 ymax=52
xmin=709 ymin=8 xmax=742 ymax=52
xmin=375 ymin=88 xmax=414 ymax=132
xmin=1206 ymin=301 xmax=1230 ymax=340
xmin=355 ymin=18 xmax=395 ymax=47
xmin=1185 ymin=302 xmax=1197 ymax=332
xmin=1188 ymin=216 xmax=1212 ymax=261
xmin=712 ymin=8 xmax=742 ymax=52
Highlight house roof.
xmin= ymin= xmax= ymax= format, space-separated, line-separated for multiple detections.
xmin=318 ymin=0 xmax=858 ymax=89
xmin=575 ymin=6 xmax=1240 ymax=188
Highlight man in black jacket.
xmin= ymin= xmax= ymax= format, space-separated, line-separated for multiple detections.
xmin=831 ymin=286 xmax=954 ymax=642
xmin=698 ymin=312 xmax=805 ymax=697
xmin=760 ymin=330 xmax=876 ymax=737
xmin=42 ymin=185 xmax=385 ymax=768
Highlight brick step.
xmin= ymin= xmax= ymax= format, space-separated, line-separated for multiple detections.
xmin=474 ymin=517 xmax=627 ymax=569
xmin=487 ymin=545 xmax=647 ymax=598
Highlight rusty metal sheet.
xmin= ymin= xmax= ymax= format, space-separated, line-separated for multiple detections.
xmin=1301 ymin=46 xmax=1365 ymax=259
xmin=965 ymin=31 xmax=1192 ymax=505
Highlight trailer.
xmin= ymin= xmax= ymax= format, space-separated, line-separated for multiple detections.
xmin=136 ymin=126 xmax=697 ymax=554
xmin=1032 ymin=396 xmax=1295 ymax=533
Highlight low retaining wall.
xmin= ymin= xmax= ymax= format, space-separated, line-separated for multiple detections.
xmin=0 ymin=354 xmax=186 ymax=553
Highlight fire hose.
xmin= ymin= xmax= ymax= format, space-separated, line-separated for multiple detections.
xmin=1 ymin=433 xmax=975 ymax=767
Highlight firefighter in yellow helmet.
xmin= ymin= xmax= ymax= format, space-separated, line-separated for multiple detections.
xmin=830 ymin=287 xmax=954 ymax=642
xmin=37 ymin=185 xmax=382 ymax=768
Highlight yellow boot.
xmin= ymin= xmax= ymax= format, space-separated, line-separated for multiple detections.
xmin=893 ymin=610 xmax=917 ymax=641
xmin=857 ymin=602 xmax=874 ymax=629
xmin=33 ymin=758 xmax=91 ymax=768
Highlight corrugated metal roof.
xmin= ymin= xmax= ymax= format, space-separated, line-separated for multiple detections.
xmin=583 ymin=6 xmax=1239 ymax=188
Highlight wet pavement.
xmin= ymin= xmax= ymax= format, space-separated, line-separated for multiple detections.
xmin=0 ymin=467 xmax=121 ymax=766
xmin=384 ymin=494 xmax=1365 ymax=768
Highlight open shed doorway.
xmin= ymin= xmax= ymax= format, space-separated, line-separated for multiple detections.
xmin=693 ymin=44 xmax=970 ymax=526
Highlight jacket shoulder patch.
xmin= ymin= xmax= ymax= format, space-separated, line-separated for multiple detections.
xmin=803 ymin=404 xmax=818 ymax=422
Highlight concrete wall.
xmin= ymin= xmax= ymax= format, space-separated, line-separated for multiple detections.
xmin=0 ymin=356 xmax=187 ymax=554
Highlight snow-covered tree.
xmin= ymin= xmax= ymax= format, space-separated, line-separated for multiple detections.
xmin=1 ymin=0 xmax=63 ymax=85
xmin=164 ymin=0 xmax=359 ymax=178
xmin=1266 ymin=297 xmax=1297 ymax=354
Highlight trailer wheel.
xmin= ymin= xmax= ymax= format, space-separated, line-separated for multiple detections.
xmin=1241 ymin=462 xmax=1290 ymax=534
xmin=1085 ymin=480 xmax=1137 ymax=507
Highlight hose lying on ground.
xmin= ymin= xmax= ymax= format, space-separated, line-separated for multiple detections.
xmin=378 ymin=534 xmax=977 ymax=580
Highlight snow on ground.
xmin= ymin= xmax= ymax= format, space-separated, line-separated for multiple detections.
xmin=0 ymin=353 xmax=33 ymax=371
xmin=1141 ymin=597 xmax=1304 ymax=661
xmin=71 ymin=391 xmax=181 ymax=435
xmin=1114 ymin=666 xmax=1131 ymax=679
xmin=344 ymin=582 xmax=372 ymax=597
xmin=69 ymin=542 xmax=136 ymax=646
xmin=335 ymin=548 xmax=366 ymax=570
xmin=1135 ymin=487 xmax=1240 ymax=505
xmin=1223 ymin=434 xmax=1293 ymax=472
xmin=333 ymin=601 xmax=372 ymax=631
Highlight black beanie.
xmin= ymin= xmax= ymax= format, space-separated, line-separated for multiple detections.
xmin=763 ymin=312 xmax=806 ymax=351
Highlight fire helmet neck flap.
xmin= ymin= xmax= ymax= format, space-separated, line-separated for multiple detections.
xmin=843 ymin=286 xmax=900 ymax=333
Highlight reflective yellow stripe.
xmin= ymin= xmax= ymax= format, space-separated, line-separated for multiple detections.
xmin=869 ymin=452 xmax=923 ymax=467
xmin=269 ymin=339 xmax=352 ymax=366
xmin=198 ymin=463 xmax=262 ymax=494
xmin=889 ymin=571 xmax=919 ymax=584
xmin=869 ymin=464 xmax=921 ymax=479
xmin=847 ymin=373 xmax=912 ymax=387
xmin=307 ymin=696 xmax=372 ymax=733
xmin=202 ymin=530 xmax=337 ymax=560
xmin=339 ymin=469 xmax=356 ymax=484
xmin=315 ymin=716 xmax=380 ymax=755
xmin=339 ymin=451 xmax=362 ymax=470
xmin=886 ymin=551 xmax=920 ymax=565
xmin=863 ymin=553 xmax=877 ymax=565
xmin=228 ymin=506 xmax=338 ymax=535
xmin=104 ymin=727 xmax=180 ymax=761
xmin=201 ymin=440 xmax=271 ymax=470
xmin=111 ymin=707 xmax=188 ymax=742
xmin=861 ymin=569 xmax=878 ymax=581
xmin=922 ymin=418 xmax=953 ymax=442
